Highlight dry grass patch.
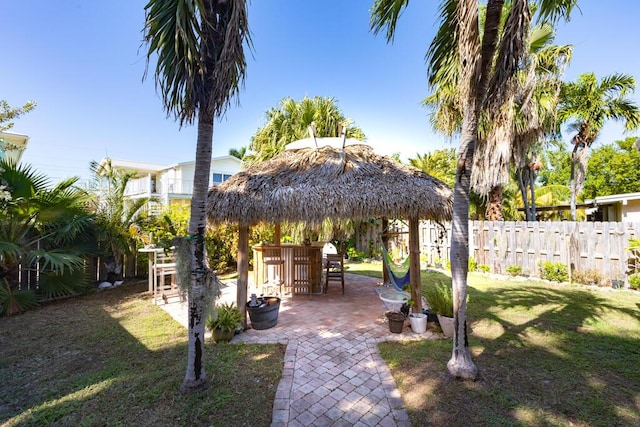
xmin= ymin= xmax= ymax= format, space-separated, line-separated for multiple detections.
xmin=0 ymin=280 xmax=284 ymax=427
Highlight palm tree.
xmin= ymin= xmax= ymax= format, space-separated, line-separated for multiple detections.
xmin=143 ymin=0 xmax=251 ymax=393
xmin=371 ymin=0 xmax=576 ymax=379
xmin=558 ymin=72 xmax=640 ymax=220
xmin=89 ymin=159 xmax=148 ymax=283
xmin=246 ymin=96 xmax=366 ymax=164
xmin=422 ymin=8 xmax=572 ymax=221
xmin=228 ymin=146 xmax=247 ymax=160
xmin=0 ymin=159 xmax=95 ymax=315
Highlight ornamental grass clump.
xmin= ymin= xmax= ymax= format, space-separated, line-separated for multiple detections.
xmin=421 ymin=281 xmax=454 ymax=318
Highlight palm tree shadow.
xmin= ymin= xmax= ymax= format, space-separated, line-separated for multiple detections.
xmin=466 ymin=282 xmax=640 ymax=425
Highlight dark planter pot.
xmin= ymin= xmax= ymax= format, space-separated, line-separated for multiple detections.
xmin=212 ymin=328 xmax=235 ymax=343
xmin=247 ymin=297 xmax=281 ymax=330
xmin=386 ymin=311 xmax=405 ymax=334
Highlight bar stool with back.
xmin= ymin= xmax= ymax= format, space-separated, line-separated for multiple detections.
xmin=324 ymin=242 xmax=345 ymax=294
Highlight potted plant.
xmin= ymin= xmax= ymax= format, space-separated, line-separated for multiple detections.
xmin=206 ymin=302 xmax=243 ymax=343
xmin=421 ymin=281 xmax=454 ymax=337
xmin=401 ymin=285 xmax=427 ymax=334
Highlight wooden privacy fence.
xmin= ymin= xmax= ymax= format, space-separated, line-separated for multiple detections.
xmin=420 ymin=220 xmax=640 ymax=282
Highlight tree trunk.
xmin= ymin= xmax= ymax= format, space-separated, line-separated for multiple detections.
xmin=485 ymin=185 xmax=504 ymax=221
xmin=517 ymin=168 xmax=532 ymax=221
xmin=447 ymin=108 xmax=479 ymax=380
xmin=181 ymin=111 xmax=214 ymax=394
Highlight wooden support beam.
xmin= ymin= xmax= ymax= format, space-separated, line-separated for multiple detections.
xmin=237 ymin=224 xmax=249 ymax=329
xmin=409 ymin=217 xmax=422 ymax=313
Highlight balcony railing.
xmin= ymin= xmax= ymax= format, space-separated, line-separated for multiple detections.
xmin=124 ymin=177 xmax=194 ymax=197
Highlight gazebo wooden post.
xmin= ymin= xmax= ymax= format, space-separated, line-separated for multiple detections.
xmin=237 ymin=224 xmax=249 ymax=329
xmin=274 ymin=223 xmax=281 ymax=245
xmin=381 ymin=217 xmax=390 ymax=285
xmin=408 ymin=216 xmax=423 ymax=313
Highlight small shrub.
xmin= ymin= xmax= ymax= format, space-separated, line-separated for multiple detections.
xmin=468 ymin=257 xmax=478 ymax=272
xmin=478 ymin=264 xmax=490 ymax=273
xmin=421 ymin=281 xmax=454 ymax=318
xmin=346 ymin=247 xmax=366 ymax=262
xmin=538 ymin=261 xmax=568 ymax=282
xmin=506 ymin=265 xmax=522 ymax=277
xmin=206 ymin=302 xmax=243 ymax=332
xmin=629 ymin=274 xmax=640 ymax=290
xmin=572 ymin=269 xmax=605 ymax=287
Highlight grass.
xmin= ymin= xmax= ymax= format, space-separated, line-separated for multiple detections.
xmin=357 ymin=265 xmax=640 ymax=427
xmin=0 ymin=280 xmax=284 ymax=427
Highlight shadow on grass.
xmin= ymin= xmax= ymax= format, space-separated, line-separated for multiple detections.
xmin=380 ymin=274 xmax=640 ymax=426
xmin=0 ymin=281 xmax=284 ymax=427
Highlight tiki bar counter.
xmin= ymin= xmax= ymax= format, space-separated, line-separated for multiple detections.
xmin=252 ymin=244 xmax=323 ymax=295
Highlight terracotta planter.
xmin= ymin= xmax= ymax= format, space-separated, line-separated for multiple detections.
xmin=212 ymin=328 xmax=235 ymax=343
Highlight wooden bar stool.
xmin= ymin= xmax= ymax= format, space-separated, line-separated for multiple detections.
xmin=262 ymin=247 xmax=284 ymax=296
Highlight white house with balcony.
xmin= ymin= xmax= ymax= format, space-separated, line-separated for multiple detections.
xmin=0 ymin=131 xmax=29 ymax=163
xmin=100 ymin=156 xmax=242 ymax=214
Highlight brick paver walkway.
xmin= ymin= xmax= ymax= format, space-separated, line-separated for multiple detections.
xmin=160 ymin=272 xmax=440 ymax=426
xmin=232 ymin=273 xmax=440 ymax=426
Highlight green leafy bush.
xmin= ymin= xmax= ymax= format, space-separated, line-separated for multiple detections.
xmin=421 ymin=281 xmax=454 ymax=318
xmin=478 ymin=264 xmax=490 ymax=273
xmin=538 ymin=261 xmax=568 ymax=282
xmin=506 ymin=265 xmax=522 ymax=277
xmin=572 ymin=269 xmax=605 ymax=287
xmin=346 ymin=247 xmax=366 ymax=262
xmin=468 ymin=257 xmax=478 ymax=272
xmin=629 ymin=274 xmax=640 ymax=290
xmin=206 ymin=302 xmax=243 ymax=332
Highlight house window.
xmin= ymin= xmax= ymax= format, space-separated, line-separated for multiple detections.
xmin=212 ymin=173 xmax=232 ymax=185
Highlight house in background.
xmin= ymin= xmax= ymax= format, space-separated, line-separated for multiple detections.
xmin=0 ymin=131 xmax=29 ymax=163
xmin=585 ymin=192 xmax=640 ymax=222
xmin=101 ymin=156 xmax=242 ymax=214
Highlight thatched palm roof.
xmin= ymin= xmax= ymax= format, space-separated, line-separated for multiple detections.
xmin=207 ymin=141 xmax=452 ymax=225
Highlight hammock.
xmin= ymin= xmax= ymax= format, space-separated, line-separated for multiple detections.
xmin=381 ymin=241 xmax=411 ymax=292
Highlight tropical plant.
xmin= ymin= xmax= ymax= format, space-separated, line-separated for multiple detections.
xmin=246 ymin=96 xmax=366 ymax=165
xmin=582 ymin=137 xmax=640 ymax=199
xmin=89 ymin=159 xmax=148 ymax=283
xmin=538 ymin=260 xmax=568 ymax=282
xmin=206 ymin=302 xmax=243 ymax=332
xmin=506 ymin=265 xmax=523 ymax=276
xmin=408 ymin=148 xmax=457 ymax=188
xmin=421 ymin=5 xmax=572 ymax=221
xmin=371 ymin=0 xmax=576 ymax=380
xmin=558 ymin=72 xmax=640 ymax=220
xmin=142 ymin=0 xmax=251 ymax=394
xmin=421 ymin=281 xmax=454 ymax=318
xmin=0 ymin=159 xmax=95 ymax=315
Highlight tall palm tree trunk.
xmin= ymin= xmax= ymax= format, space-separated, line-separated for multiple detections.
xmin=448 ymin=107 xmax=479 ymax=380
xmin=181 ymin=111 xmax=214 ymax=394
xmin=485 ymin=184 xmax=504 ymax=220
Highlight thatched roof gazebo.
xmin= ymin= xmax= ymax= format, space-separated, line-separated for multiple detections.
xmin=207 ymin=138 xmax=453 ymax=323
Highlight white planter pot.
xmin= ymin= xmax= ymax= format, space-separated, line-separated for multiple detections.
xmin=409 ymin=313 xmax=427 ymax=334
xmin=437 ymin=314 xmax=454 ymax=338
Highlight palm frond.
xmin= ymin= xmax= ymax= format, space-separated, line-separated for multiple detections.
xmin=369 ymin=0 xmax=410 ymax=43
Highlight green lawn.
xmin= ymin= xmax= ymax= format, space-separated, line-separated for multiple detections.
xmin=358 ymin=264 xmax=640 ymax=427
xmin=0 ymin=280 xmax=284 ymax=427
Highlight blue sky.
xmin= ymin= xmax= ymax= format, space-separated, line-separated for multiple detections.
xmin=3 ymin=1 xmax=639 ymax=183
